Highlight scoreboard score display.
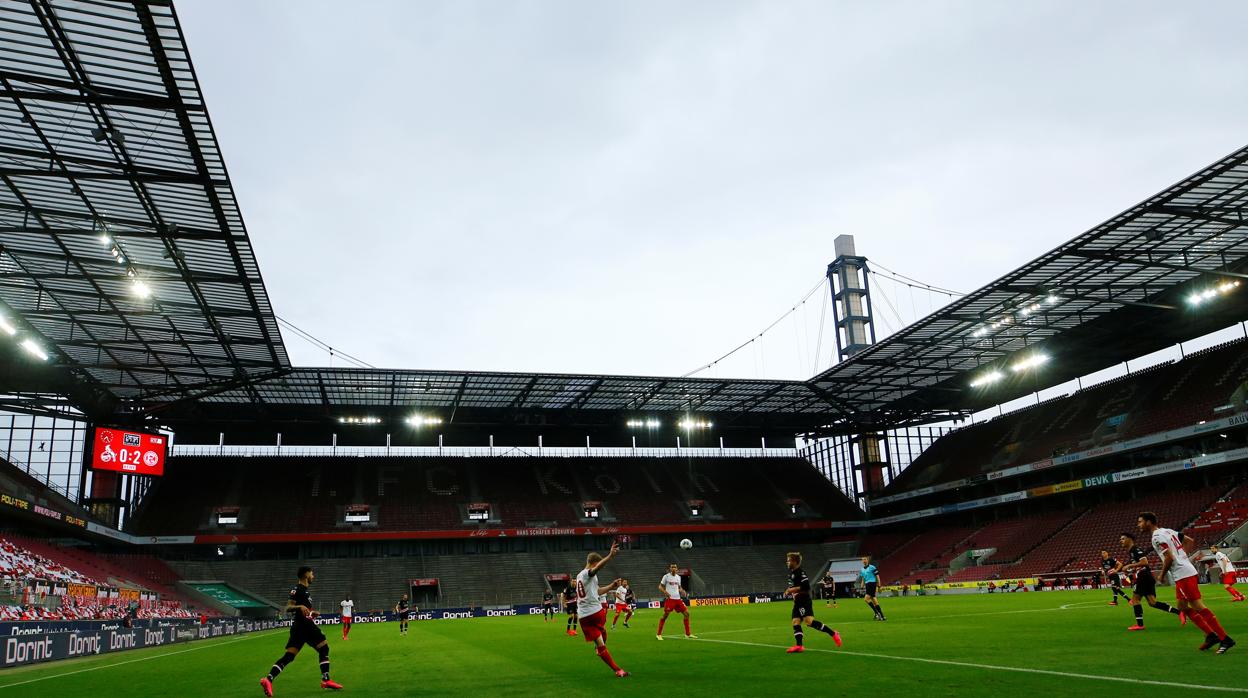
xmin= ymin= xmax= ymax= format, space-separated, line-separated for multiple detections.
xmin=91 ymin=427 xmax=168 ymax=477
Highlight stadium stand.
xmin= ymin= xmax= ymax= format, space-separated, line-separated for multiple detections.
xmin=0 ymin=536 xmax=201 ymax=620
xmin=1186 ymin=481 xmax=1248 ymax=546
xmin=1008 ymin=484 xmax=1228 ymax=578
xmin=883 ymin=338 xmax=1248 ymax=494
xmin=131 ymin=456 xmax=862 ymax=535
xmin=874 ymin=525 xmax=979 ymax=585
xmin=167 ymin=540 xmax=855 ymax=612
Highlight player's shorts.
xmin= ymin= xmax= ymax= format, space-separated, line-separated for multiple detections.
xmin=1174 ymin=575 xmax=1201 ymax=602
xmin=662 ymin=598 xmax=688 ymax=614
xmin=791 ymin=596 xmax=813 ymax=619
xmin=1106 ymin=573 xmax=1120 ymax=586
xmin=1222 ymin=572 xmax=1238 ymax=586
xmin=286 ymin=618 xmax=326 ymax=650
xmin=864 ymin=582 xmax=878 ymax=597
xmin=341 ymin=616 xmax=352 ymax=626
xmin=1133 ymin=571 xmax=1156 ymax=598
xmin=543 ymin=602 xmax=554 ymax=609
xmin=579 ymin=609 xmax=607 ymax=643
xmin=565 ymin=604 xmax=577 ymax=614
xmin=613 ymin=603 xmax=628 ymax=613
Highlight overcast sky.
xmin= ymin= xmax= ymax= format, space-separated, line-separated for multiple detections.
xmin=176 ymin=0 xmax=1248 ymax=381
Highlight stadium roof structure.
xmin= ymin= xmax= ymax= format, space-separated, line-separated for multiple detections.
xmin=812 ymin=145 xmax=1248 ymax=431
xmin=0 ymin=0 xmax=288 ymax=416
xmin=0 ymin=2 xmax=1247 ymax=439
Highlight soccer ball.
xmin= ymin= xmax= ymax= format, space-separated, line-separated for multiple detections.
xmin=679 ymin=538 xmax=693 ymax=550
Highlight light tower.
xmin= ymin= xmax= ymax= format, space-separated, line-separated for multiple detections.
xmin=821 ymin=235 xmax=888 ymax=502
xmin=826 ymin=234 xmax=877 ymax=361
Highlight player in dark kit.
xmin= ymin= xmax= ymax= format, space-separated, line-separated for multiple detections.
xmin=1118 ymin=533 xmax=1183 ymax=631
xmin=562 ymin=582 xmax=579 ymax=636
xmin=259 ymin=566 xmax=342 ymax=695
xmin=395 ymin=594 xmax=411 ymax=636
xmin=784 ymin=552 xmax=842 ymax=653
xmin=1099 ymin=549 xmax=1130 ymax=606
xmin=542 ymin=589 xmax=556 ymax=622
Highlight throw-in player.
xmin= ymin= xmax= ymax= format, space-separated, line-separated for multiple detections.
xmin=395 ymin=594 xmax=411 ymax=636
xmin=339 ymin=594 xmax=354 ymax=640
xmin=656 ymin=563 xmax=696 ymax=640
xmin=1119 ymin=532 xmax=1183 ymax=630
xmin=575 ymin=541 xmax=629 ymax=677
xmin=562 ymin=582 xmax=579 ymax=636
xmin=1211 ymin=545 xmax=1245 ymax=602
xmin=610 ymin=580 xmax=631 ymax=629
xmin=1099 ymin=550 xmax=1129 ymax=606
xmin=859 ymin=556 xmax=885 ymax=620
xmin=784 ymin=552 xmax=842 ymax=653
xmin=259 ymin=566 xmax=342 ymax=695
xmin=541 ymin=588 xmax=556 ymax=622
xmin=1141 ymin=512 xmax=1235 ymax=653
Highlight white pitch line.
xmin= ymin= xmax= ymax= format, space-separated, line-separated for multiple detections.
xmin=697 ymin=600 xmax=1100 ymax=636
xmin=692 ymin=637 xmax=1247 ymax=693
xmin=0 ymin=629 xmax=279 ymax=690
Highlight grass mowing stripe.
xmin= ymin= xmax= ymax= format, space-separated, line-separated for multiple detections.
xmin=0 ymin=629 xmax=279 ymax=689
xmin=692 ymin=637 xmax=1247 ymax=694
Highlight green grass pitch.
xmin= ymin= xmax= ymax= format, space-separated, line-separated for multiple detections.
xmin=0 ymin=588 xmax=1242 ymax=696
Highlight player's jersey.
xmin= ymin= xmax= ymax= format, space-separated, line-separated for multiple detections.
xmin=624 ymin=588 xmax=636 ymax=605
xmin=575 ymin=568 xmax=604 ymax=618
xmin=543 ymin=591 xmax=554 ymax=603
xmin=1100 ymin=557 xmax=1118 ymax=576
xmin=339 ymin=599 xmax=353 ymax=618
xmin=1215 ymin=551 xmax=1236 ymax=575
xmin=396 ymin=599 xmax=410 ymax=614
xmin=789 ymin=567 xmax=811 ymax=601
xmin=860 ymin=564 xmax=879 ymax=584
xmin=613 ymin=587 xmax=628 ymax=605
xmin=1127 ymin=546 xmax=1153 ymax=579
xmin=563 ymin=591 xmax=577 ymax=609
xmin=661 ymin=573 xmax=683 ymax=600
xmin=289 ymin=583 xmax=312 ymax=620
xmin=1151 ymin=527 xmax=1198 ymax=581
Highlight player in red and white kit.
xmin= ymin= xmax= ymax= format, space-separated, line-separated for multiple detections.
xmin=339 ymin=595 xmax=353 ymax=640
xmin=1211 ymin=545 xmax=1245 ymax=602
xmin=656 ymin=563 xmax=696 ymax=640
xmin=610 ymin=580 xmax=632 ymax=629
xmin=575 ymin=542 xmax=629 ymax=678
xmin=1141 ymin=512 xmax=1236 ymax=654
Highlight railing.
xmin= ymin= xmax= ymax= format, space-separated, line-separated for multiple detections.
xmin=171 ymin=445 xmax=801 ymax=459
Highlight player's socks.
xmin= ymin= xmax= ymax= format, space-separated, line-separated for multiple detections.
xmin=1151 ymin=601 xmax=1180 ymax=615
xmin=810 ymin=619 xmax=835 ymax=637
xmin=596 ymin=645 xmax=621 ymax=672
xmin=872 ymin=602 xmax=885 ymax=620
xmin=1133 ymin=605 xmax=1144 ymax=627
xmin=317 ymin=645 xmax=331 ymax=682
xmin=683 ymin=617 xmax=691 ymax=636
xmin=267 ymin=652 xmax=294 ymax=682
xmin=656 ymin=616 xmax=666 ymax=635
xmin=792 ymin=626 xmax=804 ymax=647
xmin=1200 ymin=609 xmax=1228 ymax=641
xmin=1188 ymin=610 xmax=1215 ymax=636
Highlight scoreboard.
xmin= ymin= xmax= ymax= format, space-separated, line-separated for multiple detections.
xmin=90 ymin=426 xmax=168 ymax=477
